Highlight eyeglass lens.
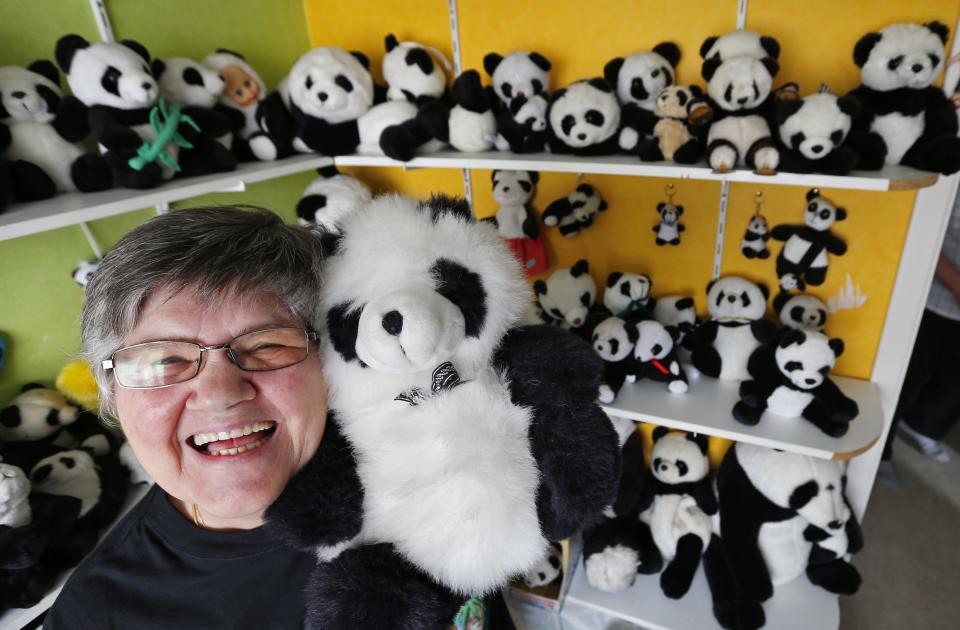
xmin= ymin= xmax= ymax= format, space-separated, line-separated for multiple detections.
xmin=111 ymin=327 xmax=311 ymax=388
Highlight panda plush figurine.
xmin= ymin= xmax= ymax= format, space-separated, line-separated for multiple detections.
xmin=547 ymin=78 xmax=622 ymax=155
xmin=700 ymin=30 xmax=781 ymax=64
xmin=382 ymin=34 xmax=449 ymax=106
xmin=486 ymin=170 xmax=547 ymax=275
xmin=684 ymin=276 xmax=778 ymax=381
xmin=653 ymin=295 xmax=698 ymax=345
xmin=637 ymin=428 xmax=716 ymax=599
xmin=265 ymin=194 xmax=619 ymax=629
xmin=0 ymin=61 xmax=112 ymax=200
xmin=55 ymin=34 xmax=190 ymax=189
xmin=523 ymin=541 xmax=563 ymax=588
xmin=152 ymin=57 xmax=238 ymax=176
xmin=603 ymin=271 xmax=653 ymax=320
xmin=542 ymin=183 xmax=608 ymax=237
xmin=638 ymin=85 xmax=711 ymax=163
xmin=632 ymin=320 xmax=689 ymax=394
xmin=775 ymin=87 xmax=861 ymax=175
xmin=734 ymin=328 xmax=858 ymax=437
xmin=494 ymin=93 xmax=549 ymax=153
xmin=483 ymin=50 xmax=552 ymax=107
xmin=773 ymin=292 xmax=828 ymax=332
xmin=534 ymin=259 xmax=608 ymax=339
xmin=654 ymin=200 xmax=685 ymax=245
xmin=202 ymin=48 xmax=293 ymax=161
xmin=740 ymin=214 xmax=771 ymax=259
xmin=592 ymin=316 xmax=643 ymax=404
xmin=771 ymin=188 xmax=847 ymax=291
xmin=295 ymin=165 xmax=372 ymax=239
xmin=705 ymin=443 xmax=862 ymax=630
xmin=0 ymin=384 xmax=80 ymax=457
xmin=847 ymin=21 xmax=960 ymax=174
xmin=603 ymin=43 xmax=682 ymax=152
xmin=417 ymin=69 xmax=498 ymax=153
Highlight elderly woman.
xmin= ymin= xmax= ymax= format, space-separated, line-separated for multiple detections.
xmin=44 ymin=206 xmax=329 ymax=628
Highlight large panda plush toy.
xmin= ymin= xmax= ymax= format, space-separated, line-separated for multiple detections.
xmin=547 ymin=78 xmax=622 ymax=155
xmin=266 ymin=194 xmax=619 ymax=629
xmin=775 ymin=88 xmax=861 ymax=175
xmin=0 ymin=61 xmax=112 ymax=200
xmin=847 ymin=21 xmax=960 ymax=175
xmin=771 ymin=188 xmax=847 ymax=291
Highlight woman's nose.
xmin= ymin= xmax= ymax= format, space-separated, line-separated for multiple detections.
xmin=186 ymin=351 xmax=255 ymax=410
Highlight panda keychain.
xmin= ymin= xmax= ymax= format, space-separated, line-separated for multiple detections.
xmin=654 ymin=183 xmax=684 ymax=246
xmin=740 ymin=191 xmax=771 ymax=259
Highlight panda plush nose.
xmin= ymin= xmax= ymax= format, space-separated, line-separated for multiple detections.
xmin=805 ymin=377 xmax=817 ymax=385
xmin=912 ymin=63 xmax=923 ymax=73
xmin=577 ymin=133 xmax=586 ymax=141
xmin=503 ymin=186 xmax=510 ymax=192
xmin=828 ymin=520 xmax=842 ymax=530
xmin=811 ymin=144 xmax=824 ymax=154
xmin=728 ymin=295 xmax=736 ymax=303
xmin=141 ymin=82 xmax=152 ymax=91
xmin=737 ymin=96 xmax=748 ymax=105
xmin=382 ymin=310 xmax=403 ymax=336
xmin=11 ymin=91 xmax=25 ymax=98
xmin=318 ymin=92 xmax=329 ymax=102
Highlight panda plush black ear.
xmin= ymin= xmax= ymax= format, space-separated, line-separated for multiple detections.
xmin=350 ymin=51 xmax=370 ymax=70
xmin=925 ymin=21 xmax=950 ymax=45
xmin=528 ymin=171 xmax=539 ymax=184
xmin=676 ymin=297 xmax=695 ymax=310
xmin=652 ymin=425 xmax=670 ymax=442
xmin=699 ymin=36 xmax=718 ymax=59
xmin=483 ymin=52 xmax=503 ymax=76
xmin=120 ymin=39 xmax=151 ymax=63
xmin=773 ymin=291 xmax=791 ymax=314
xmin=548 ymin=87 xmax=567 ymax=104
xmin=836 ymin=208 xmax=847 ymax=221
xmin=757 ymin=281 xmax=770 ymax=301
xmin=837 ymin=95 xmax=861 ymax=118
xmin=652 ymin=42 xmax=681 ymax=68
xmin=385 ymin=34 xmax=399 ymax=52
xmin=151 ymin=59 xmax=167 ymax=79
xmin=55 ymin=34 xmax=91 ymax=73
xmin=657 ymin=201 xmax=666 ymax=213
xmin=21 ymin=383 xmax=45 ymax=392
xmin=627 ymin=323 xmax=639 ymax=344
xmin=760 ymin=56 xmax=779 ymax=78
xmin=316 ymin=165 xmax=340 ymax=178
xmin=806 ymin=188 xmax=821 ymax=202
xmin=571 ymin=259 xmax=590 ymax=277
xmin=789 ymin=480 xmax=819 ymax=509
xmin=706 ymin=279 xmax=716 ymax=294
xmin=687 ymin=432 xmax=709 ymax=455
xmin=701 ymin=57 xmax=722 ymax=82
xmin=576 ymin=183 xmax=595 ymax=196
xmin=603 ymin=57 xmax=624 ymax=87
xmin=853 ymin=32 xmax=883 ymax=68
xmin=216 ymin=47 xmax=245 ymax=60
xmin=27 ymin=60 xmax=60 ymax=86
xmin=675 ymin=204 xmax=684 ymax=216
xmin=779 ymin=328 xmax=807 ymax=348
xmin=775 ymin=98 xmax=804 ymax=125
xmin=760 ymin=36 xmax=781 ymax=59
xmin=529 ymin=52 xmax=552 ymax=72
xmin=588 ymin=77 xmax=613 ymax=93
xmin=490 ymin=170 xmax=501 ymax=183
xmin=689 ymin=85 xmax=704 ymax=97
xmin=533 ymin=280 xmax=547 ymax=295
xmin=606 ymin=271 xmax=624 ymax=288
xmin=828 ymin=338 xmax=845 ymax=358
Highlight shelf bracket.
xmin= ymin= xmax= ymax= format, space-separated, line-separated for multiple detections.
xmin=88 ymin=0 xmax=115 ymax=42
xmin=79 ymin=222 xmax=103 ymax=260
xmin=155 ymin=202 xmax=170 ymax=215
xmin=736 ymin=0 xmax=748 ymax=30
xmin=447 ymin=0 xmax=474 ymax=205
xmin=711 ymin=180 xmax=730 ymax=280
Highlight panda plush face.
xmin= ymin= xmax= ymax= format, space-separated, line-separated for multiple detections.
xmin=297 ymin=167 xmax=372 ymax=231
xmin=855 ymin=22 xmax=948 ymax=92
xmin=30 ymin=448 xmax=101 ymax=517
xmin=383 ymin=34 xmax=448 ymax=102
xmin=653 ymin=296 xmax=697 ymax=329
xmin=775 ymin=293 xmax=828 ymax=331
xmin=654 ymin=85 xmax=700 ymax=118
xmin=284 ymin=47 xmax=374 ymax=124
xmin=0 ymin=385 xmax=79 ymax=442
xmin=510 ymin=94 xmax=548 ymax=132
xmin=603 ymin=271 xmax=652 ymax=314
xmin=534 ymin=259 xmax=596 ymax=328
xmin=72 ymin=260 xmax=100 ymax=288
xmin=706 ymin=276 xmax=768 ymax=320
xmin=777 ymin=93 xmax=859 ymax=161
xmin=700 ymin=30 xmax=781 ymax=63
xmin=605 ymin=43 xmax=680 ymax=109
xmin=153 ymin=57 xmax=225 ymax=109
xmin=55 ymin=36 xmax=157 ymax=110
xmin=492 ymin=170 xmax=537 ymax=206
xmin=0 ymin=63 xmax=62 ymax=124
xmin=570 ymin=184 xmax=606 ymax=223
xmin=323 ymin=194 xmax=527 ymax=381
xmin=484 ymin=51 xmax=551 ymax=105
xmin=549 ymin=79 xmax=621 ymax=149
xmin=703 ymin=56 xmax=777 ymax=112
xmin=592 ymin=317 xmax=637 ymax=362
xmin=747 ymin=215 xmax=768 ymax=234
xmin=775 ymin=329 xmax=842 ymax=390
xmin=804 ymin=189 xmax=846 ymax=231
xmin=202 ymin=50 xmax=266 ymax=109
xmin=633 ymin=320 xmax=674 ymax=362
xmin=650 ymin=429 xmax=709 ymax=485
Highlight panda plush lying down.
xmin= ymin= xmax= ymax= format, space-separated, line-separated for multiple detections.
xmin=267 ymin=194 xmax=619 ymax=629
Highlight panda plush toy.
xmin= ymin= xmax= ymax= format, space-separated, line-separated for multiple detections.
xmin=542 ymin=183 xmax=608 ymax=237
xmin=700 ymin=30 xmax=781 ymax=64
xmin=705 ymin=443 xmax=862 ymax=630
xmin=638 ymin=85 xmax=711 ymax=164
xmin=654 ymin=200 xmax=685 ymax=245
xmin=494 ymin=93 xmax=549 ymax=153
xmin=773 ymin=292 xmax=828 ymax=332
xmin=548 ymin=78 xmax=622 ymax=155
xmin=417 ymin=69 xmax=498 ymax=153
xmin=847 ymin=21 xmax=960 ymax=175
xmin=265 ymin=194 xmax=618 ymax=629
xmin=0 ymin=61 xmax=112 ymax=199
xmin=775 ymin=87 xmax=861 ymax=175
xmin=523 ymin=541 xmax=563 ymax=588
xmin=295 ymin=165 xmax=372 ymax=243
xmin=684 ymin=276 xmax=777 ymax=381
xmin=382 ymin=34 xmax=449 ymax=106
xmin=603 ymin=42 xmax=682 ymax=152
xmin=483 ymin=50 xmax=552 ymax=107
xmin=0 ymin=384 xmax=80 ymax=457
xmin=603 ymin=271 xmax=653 ymax=320
xmin=734 ymin=328 xmax=858 ymax=437
xmin=152 ymin=57 xmax=238 ymax=176
xmin=740 ymin=214 xmax=771 ymax=259
xmin=632 ymin=320 xmax=690 ymax=394
xmin=592 ymin=316 xmax=642 ymax=404
xmin=202 ymin=48 xmax=292 ymax=161
xmin=486 ymin=170 xmax=548 ymax=275
xmin=638 ymin=428 xmax=716 ymax=599
xmin=653 ymin=296 xmax=698 ymax=346
xmin=771 ymin=188 xmax=847 ymax=291
xmin=534 ymin=259 xmax=609 ymax=339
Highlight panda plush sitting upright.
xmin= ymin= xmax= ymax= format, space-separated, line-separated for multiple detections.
xmin=771 ymin=188 xmax=847 ymax=291
xmin=638 ymin=85 xmax=712 ymax=164
xmin=541 ymin=183 xmax=608 ymax=237
xmin=265 ymin=194 xmax=619 ymax=630
xmin=603 ymin=271 xmax=653 ymax=320
xmin=483 ymin=50 xmax=552 ymax=107
xmin=847 ymin=21 xmax=960 ymax=175
xmin=775 ymin=86 xmax=861 ymax=175
xmin=534 ymin=259 xmax=609 ymax=339
xmin=548 ymin=78 xmax=622 ymax=155
xmin=740 ymin=214 xmax=771 ymax=259
xmin=0 ymin=61 xmax=112 ymax=199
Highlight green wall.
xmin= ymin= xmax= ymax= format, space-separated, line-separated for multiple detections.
xmin=0 ymin=0 xmax=313 ymax=404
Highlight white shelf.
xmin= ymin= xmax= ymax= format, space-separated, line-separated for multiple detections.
xmin=565 ymin=556 xmax=839 ymax=630
xmin=602 ymin=373 xmax=882 ymax=461
xmin=0 ymin=482 xmax=151 ymax=630
xmin=334 ymin=150 xmax=938 ymax=192
xmin=0 ymin=155 xmax=332 ymax=242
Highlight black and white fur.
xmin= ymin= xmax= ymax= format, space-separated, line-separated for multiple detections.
xmin=487 ymin=170 xmax=539 ymax=239
xmin=771 ymin=188 xmax=847 ymax=291
xmin=542 ymin=183 xmax=608 ymax=238
xmin=592 ymin=316 xmax=642 ymax=404
xmin=776 ymin=88 xmax=860 ymax=175
xmin=523 ymin=541 xmax=563 ymax=587
xmin=740 ymin=214 xmax=771 ymax=259
xmin=71 ymin=260 xmax=99 ymax=288
xmin=603 ymin=43 xmax=681 ymax=151
xmin=774 ymin=292 xmax=828 ymax=332
xmin=418 ymin=69 xmax=498 ymax=152
xmin=534 ymin=259 xmax=602 ymax=333
xmin=603 ymin=271 xmax=653 ymax=319
xmin=700 ymin=30 xmax=781 ymax=63
xmin=547 ymin=79 xmax=622 ymax=155
xmin=0 ymin=384 xmax=79 ymax=444
xmin=383 ymin=34 xmax=448 ymax=105
xmin=494 ymin=93 xmax=549 ymax=153
xmin=654 ymin=201 xmax=684 ymax=245
xmin=0 ymin=462 xmax=31 ymax=528
xmin=295 ymin=165 xmax=372 ymax=233
xmin=483 ymin=51 xmax=551 ymax=106
xmin=653 ymin=296 xmax=698 ymax=344
xmin=632 ymin=320 xmax=689 ymax=394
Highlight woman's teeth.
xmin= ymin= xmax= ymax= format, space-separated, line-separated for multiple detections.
xmin=209 ymin=436 xmax=267 ymax=457
xmin=192 ymin=421 xmax=273 ymax=447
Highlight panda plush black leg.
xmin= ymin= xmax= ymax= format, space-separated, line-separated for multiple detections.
xmin=902 ymin=134 xmax=960 ymax=175
xmin=417 ymin=101 xmax=451 ymax=143
xmin=802 ymin=401 xmax=850 ymax=437
xmin=450 ymin=69 xmax=491 ymax=113
xmin=758 ymin=249 xmax=770 ymax=260
xmin=848 ymin=131 xmax=887 ymax=170
xmin=635 ymin=520 xmax=664 ymax=575
xmin=583 ymin=514 xmax=645 ymax=591
xmin=380 ymin=117 xmax=430 ymax=162
xmin=803 ymin=266 xmax=827 ymax=286
xmin=638 ymin=138 xmax=665 ymax=162
xmin=818 ymin=145 xmax=860 ymax=176
xmin=105 ymin=152 xmax=163 ymax=189
xmin=744 ymin=137 xmax=778 ymax=174
xmin=8 ymin=160 xmax=56 ymax=201
xmin=691 ymin=346 xmax=722 ymax=378
xmin=806 ymin=552 xmax=862 ymax=595
xmin=741 ymin=247 xmax=757 ymax=259
xmin=704 ymin=534 xmax=766 ymax=630
xmin=70 ymin=153 xmax=113 ymax=192
xmin=660 ymin=533 xmax=704 ymax=599
xmin=558 ymin=223 xmax=581 ymax=238
xmin=733 ymin=381 xmax=768 ymax=426
xmin=672 ymin=138 xmax=701 ymax=164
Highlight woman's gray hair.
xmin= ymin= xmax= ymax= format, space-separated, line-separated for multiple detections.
xmin=82 ymin=205 xmax=326 ymax=420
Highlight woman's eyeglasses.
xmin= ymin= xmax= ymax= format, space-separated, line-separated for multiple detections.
xmin=102 ymin=327 xmax=318 ymax=389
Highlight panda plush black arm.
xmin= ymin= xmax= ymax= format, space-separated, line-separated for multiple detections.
xmin=287 ymin=103 xmax=361 ymax=156
xmin=214 ymin=104 xmax=248 ymax=133
xmin=684 ymin=321 xmax=724 ymax=376
xmin=88 ymin=107 xmax=146 ymax=151
xmin=265 ymin=413 xmax=365 ymax=551
xmin=494 ymin=325 xmax=620 ymax=541
xmin=824 ymin=232 xmax=847 ymax=256
xmin=808 ymin=378 xmax=859 ymax=424
xmin=521 ymin=204 xmax=540 ymax=239
xmin=542 ymin=196 xmax=573 ymax=226
xmin=769 ymin=223 xmax=802 ymax=241
xmin=52 ymin=95 xmax=92 ymax=143
xmin=182 ymin=107 xmax=233 ymax=139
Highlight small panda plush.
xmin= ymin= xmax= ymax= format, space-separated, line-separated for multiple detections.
xmin=418 ymin=69 xmax=498 ymax=152
xmin=771 ymin=188 xmax=847 ymax=291
xmin=774 ymin=292 xmax=828 ymax=332
xmin=0 ymin=61 xmax=112 ymax=199
xmin=637 ymin=429 xmax=716 ymax=599
xmin=152 ymin=56 xmax=238 ymax=176
xmin=382 ymin=34 xmax=449 ymax=105
xmin=684 ymin=276 xmax=778 ymax=381
xmin=592 ymin=316 xmax=642 ymax=404
xmin=486 ymin=170 xmax=546 ymax=275
xmin=534 ymin=259 xmax=607 ymax=338
xmin=547 ymin=78 xmax=622 ymax=155
xmin=55 ymin=34 xmax=182 ymax=188
xmin=638 ymin=85 xmax=710 ymax=163
xmin=700 ymin=30 xmax=781 ymax=63
xmin=847 ymin=21 xmax=960 ymax=174
xmin=71 ymin=259 xmax=99 ymax=288
xmin=603 ymin=271 xmax=653 ymax=319
xmin=654 ymin=201 xmax=685 ymax=246
xmin=740 ymin=214 xmax=771 ymax=259
xmin=523 ymin=541 xmax=563 ymax=588
xmin=632 ymin=320 xmax=689 ymax=394
xmin=483 ymin=50 xmax=551 ymax=106
xmin=775 ymin=88 xmax=861 ymax=175
xmin=603 ymin=43 xmax=682 ymax=151
xmin=202 ymin=48 xmax=292 ymax=161
xmin=734 ymin=328 xmax=858 ymax=436
xmin=494 ymin=93 xmax=549 ymax=153
xmin=542 ymin=183 xmax=608 ymax=238
xmin=295 ymin=165 xmax=372 ymax=236
xmin=653 ymin=296 xmax=698 ymax=343
xmin=0 ymin=384 xmax=79 ymax=445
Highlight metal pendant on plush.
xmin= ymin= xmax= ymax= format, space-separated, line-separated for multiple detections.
xmin=654 ymin=183 xmax=684 ymax=246
xmin=740 ymin=191 xmax=771 ymax=260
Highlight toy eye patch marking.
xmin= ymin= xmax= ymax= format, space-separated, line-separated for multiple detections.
xmin=183 ymin=67 xmax=203 ymax=87
xmin=929 ymin=54 xmax=941 ymax=68
xmin=334 ymin=74 xmax=353 ymax=93
xmin=791 ymin=132 xmax=806 ymax=149
xmin=585 ymin=109 xmax=604 ymax=127
xmin=676 ymin=461 xmax=688 ymax=476
xmin=102 ymin=66 xmax=122 ymax=96
xmin=550 ymin=308 xmax=564 ymax=319
xmin=579 ymin=291 xmax=591 ymax=307
xmin=305 ymin=75 xmax=313 ymax=90
xmin=45 ymin=410 xmax=60 ymax=426
xmin=715 ymin=290 xmax=725 ymax=307
xmin=808 ymin=202 xmax=818 ymax=213
xmin=820 ymin=210 xmax=831 ymax=220
xmin=531 ymin=79 xmax=543 ymax=94
xmin=501 ymin=82 xmax=513 ymax=98
xmin=608 ymin=339 xmax=619 ymax=355
xmin=561 ymin=114 xmax=575 ymax=136
xmin=723 ymin=83 xmax=732 ymax=104
xmin=652 ymin=69 xmax=660 ymax=78
xmin=431 ymin=258 xmax=487 ymax=338
xmin=785 ymin=361 xmax=803 ymax=372
xmin=752 ymin=81 xmax=759 ymax=101
xmin=519 ymin=180 xmax=531 ymax=192
xmin=888 ymin=55 xmax=903 ymax=70
xmin=60 ymin=456 xmax=76 ymax=469
xmin=740 ymin=292 xmax=751 ymax=308
xmin=327 ymin=302 xmax=364 ymax=365
xmin=830 ymin=130 xmax=844 ymax=145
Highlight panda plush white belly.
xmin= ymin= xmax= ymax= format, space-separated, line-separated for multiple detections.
xmin=7 ymin=122 xmax=84 ymax=192
xmin=783 ymin=234 xmax=828 ymax=269
xmin=713 ymin=323 xmax=760 ymax=381
xmin=495 ymin=203 xmax=528 ymax=239
xmin=758 ymin=516 xmax=813 ymax=586
xmin=766 ymin=384 xmax=815 ymax=418
xmin=354 ymin=100 xmax=444 ymax=155
xmin=448 ymin=104 xmax=497 ymax=153
xmin=871 ymin=112 xmax=924 ymax=165
xmin=708 ymin=115 xmax=772 ymax=165
xmin=641 ymin=493 xmax=712 ymax=561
